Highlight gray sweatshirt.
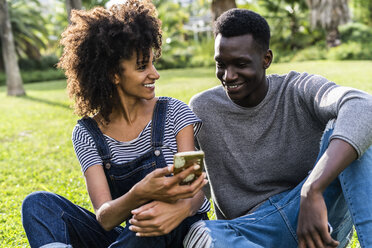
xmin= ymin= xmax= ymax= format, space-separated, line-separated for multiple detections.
xmin=190 ymin=71 xmax=372 ymax=220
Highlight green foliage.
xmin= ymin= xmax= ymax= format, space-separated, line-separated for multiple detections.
xmin=18 ymin=54 xmax=60 ymax=71
xmin=288 ymin=45 xmax=327 ymax=62
xmin=324 ymin=22 xmax=372 ymax=60
xmin=188 ymin=38 xmax=215 ymax=68
xmin=351 ymin=0 xmax=372 ymax=26
xmin=339 ymin=22 xmax=372 ymax=43
xmin=0 ymin=69 xmax=65 ymax=86
xmin=6 ymin=0 xmax=49 ymax=59
xmin=1 ymin=62 xmax=369 ymax=246
xmin=82 ymin=0 xmax=110 ymax=8
xmin=327 ymin=42 xmax=372 ymax=60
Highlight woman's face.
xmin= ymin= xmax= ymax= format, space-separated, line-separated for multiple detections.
xmin=115 ymin=50 xmax=160 ymax=101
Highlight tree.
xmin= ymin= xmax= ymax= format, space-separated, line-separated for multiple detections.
xmin=66 ymin=0 xmax=82 ymax=23
xmin=0 ymin=0 xmax=25 ymax=96
xmin=8 ymin=0 xmax=48 ymax=60
xmin=211 ymin=0 xmax=236 ymax=21
xmin=352 ymin=0 xmax=372 ymax=26
xmin=306 ymin=0 xmax=350 ymax=47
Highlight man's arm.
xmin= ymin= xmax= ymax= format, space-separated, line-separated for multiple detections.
xmin=297 ymin=138 xmax=357 ymax=248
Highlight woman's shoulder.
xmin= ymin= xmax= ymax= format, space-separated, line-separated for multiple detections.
xmin=161 ymin=97 xmax=189 ymax=110
xmin=71 ymin=121 xmax=95 ymax=146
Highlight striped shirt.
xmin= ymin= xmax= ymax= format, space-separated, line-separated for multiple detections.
xmin=72 ymin=97 xmax=210 ymax=213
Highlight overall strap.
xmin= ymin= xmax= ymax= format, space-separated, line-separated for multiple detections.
xmin=151 ymin=97 xmax=169 ymax=148
xmin=77 ymin=117 xmax=111 ymax=164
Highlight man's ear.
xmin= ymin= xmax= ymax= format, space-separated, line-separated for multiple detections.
xmin=263 ymin=49 xmax=273 ymax=69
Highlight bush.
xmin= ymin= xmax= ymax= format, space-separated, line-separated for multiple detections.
xmin=188 ymin=38 xmax=215 ymax=68
xmin=156 ymin=37 xmax=215 ymax=69
xmin=18 ymin=54 xmax=59 ymax=71
xmin=327 ymin=42 xmax=372 ymax=60
xmin=290 ymin=45 xmax=327 ymax=62
xmin=0 ymin=69 xmax=65 ymax=86
xmin=339 ymin=22 xmax=372 ymax=44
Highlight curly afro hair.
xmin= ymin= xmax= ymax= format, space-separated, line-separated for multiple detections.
xmin=57 ymin=0 xmax=162 ymax=123
xmin=214 ymin=8 xmax=270 ymax=51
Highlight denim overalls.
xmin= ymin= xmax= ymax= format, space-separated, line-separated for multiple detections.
xmin=22 ymin=97 xmax=207 ymax=248
xmin=78 ymin=97 xmax=169 ymax=202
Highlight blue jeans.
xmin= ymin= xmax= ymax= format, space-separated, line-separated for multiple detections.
xmin=185 ymin=125 xmax=372 ymax=248
xmin=22 ymin=191 xmax=208 ymax=248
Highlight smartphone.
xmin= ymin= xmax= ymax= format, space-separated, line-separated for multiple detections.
xmin=173 ymin=150 xmax=204 ymax=185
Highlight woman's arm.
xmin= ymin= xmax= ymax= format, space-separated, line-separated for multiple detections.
xmin=85 ymin=163 xmax=206 ymax=231
xmin=84 ymin=164 xmax=147 ymax=231
xmin=128 ymin=124 xmax=208 ymax=236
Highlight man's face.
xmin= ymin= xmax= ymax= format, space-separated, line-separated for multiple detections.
xmin=214 ymin=33 xmax=272 ymax=107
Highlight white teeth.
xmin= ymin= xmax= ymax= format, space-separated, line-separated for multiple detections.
xmin=144 ymin=83 xmax=155 ymax=88
xmin=226 ymin=84 xmax=240 ymax=89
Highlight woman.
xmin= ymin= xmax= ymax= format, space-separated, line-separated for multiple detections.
xmin=21 ymin=1 xmax=209 ymax=247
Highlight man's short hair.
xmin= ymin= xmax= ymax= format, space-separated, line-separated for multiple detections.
xmin=214 ymin=8 xmax=270 ymax=51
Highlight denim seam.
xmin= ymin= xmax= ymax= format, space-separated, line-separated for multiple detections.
xmin=60 ymin=211 xmax=69 ymax=245
xmin=61 ymin=211 xmax=113 ymax=244
xmin=272 ymin=202 xmax=299 ymax=243
xmin=110 ymin=161 xmax=156 ymax=180
xmin=338 ymin=172 xmax=364 ymax=246
xmin=39 ymin=192 xmax=69 ymax=245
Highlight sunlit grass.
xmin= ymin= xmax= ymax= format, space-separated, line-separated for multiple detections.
xmin=1 ymin=60 xmax=371 ymax=247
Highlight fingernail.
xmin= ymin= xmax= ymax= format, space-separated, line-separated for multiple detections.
xmin=193 ymin=164 xmax=200 ymax=170
xmin=129 ymin=226 xmax=133 ymax=231
xmin=136 ymin=233 xmax=141 ymax=236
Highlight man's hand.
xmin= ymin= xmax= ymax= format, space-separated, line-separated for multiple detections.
xmin=128 ymin=200 xmax=190 ymax=237
xmin=297 ymin=189 xmax=338 ymax=248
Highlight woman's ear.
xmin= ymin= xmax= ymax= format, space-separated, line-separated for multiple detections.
xmin=114 ymin=74 xmax=120 ymax=85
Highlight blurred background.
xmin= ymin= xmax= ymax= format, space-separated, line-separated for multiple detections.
xmin=1 ymin=0 xmax=372 ymax=96
xmin=0 ymin=0 xmax=371 ymax=247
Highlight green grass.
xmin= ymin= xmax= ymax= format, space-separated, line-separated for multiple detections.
xmin=1 ymin=61 xmax=371 ymax=247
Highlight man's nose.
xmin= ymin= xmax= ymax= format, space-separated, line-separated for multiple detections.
xmin=223 ymin=67 xmax=237 ymax=82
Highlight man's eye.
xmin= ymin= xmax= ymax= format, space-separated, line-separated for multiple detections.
xmin=216 ymin=63 xmax=225 ymax=68
xmin=238 ymin=63 xmax=248 ymax=68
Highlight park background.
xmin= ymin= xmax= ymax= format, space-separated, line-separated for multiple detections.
xmin=1 ymin=0 xmax=371 ymax=247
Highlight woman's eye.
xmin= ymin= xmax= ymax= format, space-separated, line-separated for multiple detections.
xmin=137 ymin=64 xmax=147 ymax=70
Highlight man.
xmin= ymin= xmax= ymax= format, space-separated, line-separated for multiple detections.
xmin=184 ymin=8 xmax=372 ymax=248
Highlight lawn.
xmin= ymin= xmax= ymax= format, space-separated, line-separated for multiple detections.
xmin=1 ymin=60 xmax=371 ymax=247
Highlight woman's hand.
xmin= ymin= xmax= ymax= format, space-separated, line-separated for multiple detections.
xmin=128 ymin=199 xmax=191 ymax=237
xmin=133 ymin=164 xmax=208 ymax=203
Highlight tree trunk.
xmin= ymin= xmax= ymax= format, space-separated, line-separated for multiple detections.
xmin=66 ymin=0 xmax=82 ymax=23
xmin=211 ymin=0 xmax=237 ymax=21
xmin=0 ymin=0 xmax=25 ymax=96
xmin=306 ymin=0 xmax=349 ymax=47
xmin=326 ymin=27 xmax=341 ymax=47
